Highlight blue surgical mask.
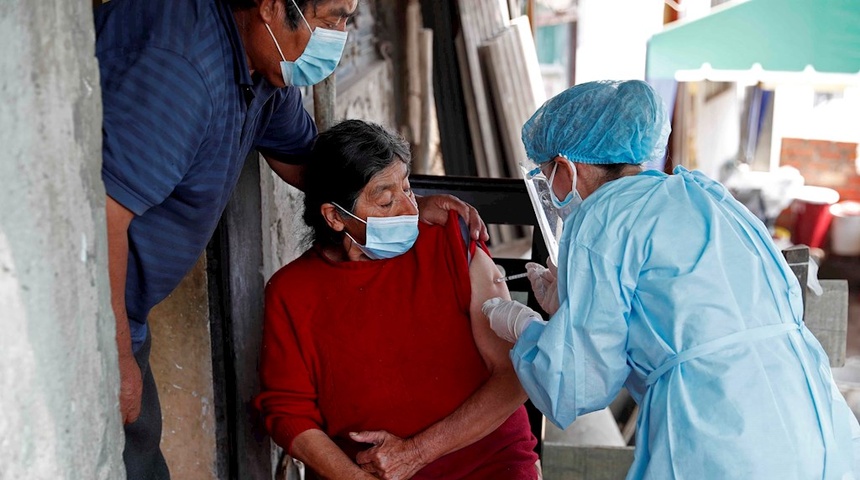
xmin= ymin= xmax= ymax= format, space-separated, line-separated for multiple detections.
xmin=264 ymin=0 xmax=348 ymax=87
xmin=333 ymin=203 xmax=419 ymax=260
xmin=548 ymin=161 xmax=582 ymax=219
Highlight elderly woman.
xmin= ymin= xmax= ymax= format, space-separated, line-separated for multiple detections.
xmin=256 ymin=120 xmax=539 ymax=479
xmin=483 ymin=80 xmax=860 ymax=479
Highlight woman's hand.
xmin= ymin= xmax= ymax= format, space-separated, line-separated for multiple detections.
xmin=415 ymin=194 xmax=489 ymax=241
xmin=352 ymin=430 xmax=427 ymax=480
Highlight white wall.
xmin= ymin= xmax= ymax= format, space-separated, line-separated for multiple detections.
xmin=575 ymin=0 xmax=664 ymax=84
xmin=696 ymin=85 xmax=742 ymax=180
xmin=0 ymin=1 xmax=125 ymax=478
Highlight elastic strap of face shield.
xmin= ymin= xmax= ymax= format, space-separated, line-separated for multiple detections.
xmin=523 ymin=154 xmax=568 ymax=180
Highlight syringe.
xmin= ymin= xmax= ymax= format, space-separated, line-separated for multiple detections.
xmin=494 ymin=272 xmax=529 ymax=283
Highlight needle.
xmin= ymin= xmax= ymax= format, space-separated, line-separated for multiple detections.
xmin=494 ymin=272 xmax=529 ymax=283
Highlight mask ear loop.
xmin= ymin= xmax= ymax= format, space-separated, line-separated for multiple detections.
xmin=547 ymin=161 xmax=561 ymax=198
xmin=331 ymin=202 xmax=367 ymax=225
xmin=264 ymin=23 xmax=287 ymax=61
xmin=290 ymin=0 xmax=313 ymax=34
xmin=331 ymin=202 xmax=368 ymax=248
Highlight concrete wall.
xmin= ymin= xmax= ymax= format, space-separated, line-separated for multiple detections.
xmin=0 ymin=1 xmax=124 ymax=479
xmin=696 ymin=84 xmax=741 ymax=181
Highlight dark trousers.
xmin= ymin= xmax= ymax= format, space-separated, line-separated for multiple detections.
xmin=123 ymin=331 xmax=170 ymax=480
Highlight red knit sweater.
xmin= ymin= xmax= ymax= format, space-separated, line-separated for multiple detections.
xmin=256 ymin=212 xmax=537 ymax=479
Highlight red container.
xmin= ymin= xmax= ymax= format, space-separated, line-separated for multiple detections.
xmin=791 ymin=186 xmax=840 ymax=248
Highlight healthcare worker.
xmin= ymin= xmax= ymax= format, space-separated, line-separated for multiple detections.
xmin=482 ymin=80 xmax=860 ymax=479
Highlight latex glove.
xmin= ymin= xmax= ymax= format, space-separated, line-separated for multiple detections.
xmin=482 ymin=298 xmax=544 ymax=343
xmin=526 ymin=260 xmax=559 ymax=315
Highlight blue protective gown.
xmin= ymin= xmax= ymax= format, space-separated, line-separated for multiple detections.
xmin=513 ymin=166 xmax=860 ymax=479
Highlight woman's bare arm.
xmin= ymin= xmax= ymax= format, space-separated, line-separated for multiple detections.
xmin=290 ymin=429 xmax=377 ymax=480
xmin=352 ymin=248 xmax=528 ymax=479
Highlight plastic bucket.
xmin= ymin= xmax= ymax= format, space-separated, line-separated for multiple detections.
xmin=830 ymin=201 xmax=860 ymax=256
xmin=791 ymin=186 xmax=839 ymax=248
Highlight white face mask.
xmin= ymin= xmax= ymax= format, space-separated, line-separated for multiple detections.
xmin=264 ymin=0 xmax=348 ymax=86
xmin=333 ymin=203 xmax=419 ymax=260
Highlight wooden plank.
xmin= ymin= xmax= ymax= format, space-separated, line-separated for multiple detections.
xmin=420 ymin=0 xmax=477 ymax=176
xmin=778 ymin=246 xmax=849 ymax=366
xmin=542 ymin=444 xmax=635 ymax=480
xmin=512 ymin=16 xmax=546 ymax=111
xmin=479 ymin=17 xmax=545 ymax=179
xmin=455 ymin=0 xmax=525 ymax=244
xmin=313 ymin=75 xmax=336 ymax=131
xmin=416 ymin=28 xmax=434 ymax=174
xmin=455 ymin=32 xmax=491 ymax=178
xmin=406 ymin=0 xmax=421 ymax=144
xmin=455 ymin=0 xmax=510 ymax=179
xmin=805 ymin=279 xmax=849 ymax=367
xmin=208 ymin=153 xmax=272 ymax=480
xmin=782 ymin=245 xmax=809 ymax=315
xmin=508 ymin=0 xmax=521 ymax=18
xmin=479 ymin=34 xmax=518 ymax=177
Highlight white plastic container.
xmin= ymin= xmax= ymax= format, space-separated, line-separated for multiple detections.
xmin=829 ymin=201 xmax=860 ymax=256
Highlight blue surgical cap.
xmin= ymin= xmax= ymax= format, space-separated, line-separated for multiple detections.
xmin=522 ymin=80 xmax=671 ymax=165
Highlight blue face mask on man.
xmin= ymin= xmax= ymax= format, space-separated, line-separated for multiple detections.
xmin=333 ymin=203 xmax=419 ymax=260
xmin=264 ymin=0 xmax=348 ymax=87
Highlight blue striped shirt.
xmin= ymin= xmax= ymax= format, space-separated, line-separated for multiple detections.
xmin=95 ymin=0 xmax=317 ymax=350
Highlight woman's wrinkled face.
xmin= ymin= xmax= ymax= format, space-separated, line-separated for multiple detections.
xmin=344 ymin=160 xmax=417 ymax=242
xmin=355 ymin=160 xmax=417 ymax=217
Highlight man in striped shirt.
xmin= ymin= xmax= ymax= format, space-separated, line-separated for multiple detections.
xmin=95 ymin=0 xmax=486 ymax=478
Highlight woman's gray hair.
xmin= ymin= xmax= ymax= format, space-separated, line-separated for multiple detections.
xmin=302 ymin=120 xmax=411 ymax=247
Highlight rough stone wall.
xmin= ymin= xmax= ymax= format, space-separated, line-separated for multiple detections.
xmin=0 ymin=1 xmax=124 ymax=479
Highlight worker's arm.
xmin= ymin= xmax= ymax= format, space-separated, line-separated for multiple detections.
xmin=106 ymin=195 xmax=142 ymax=424
xmin=352 ymin=248 xmax=527 ymax=479
xmin=290 ymin=429 xmax=377 ymax=480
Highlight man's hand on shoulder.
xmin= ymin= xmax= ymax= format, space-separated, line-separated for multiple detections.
xmin=416 ymin=194 xmax=488 ymax=242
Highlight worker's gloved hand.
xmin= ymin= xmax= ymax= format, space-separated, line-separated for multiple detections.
xmin=526 ymin=260 xmax=559 ymax=315
xmin=482 ymin=298 xmax=545 ymax=343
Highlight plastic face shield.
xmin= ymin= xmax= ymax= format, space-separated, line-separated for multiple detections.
xmin=520 ymin=161 xmax=563 ymax=266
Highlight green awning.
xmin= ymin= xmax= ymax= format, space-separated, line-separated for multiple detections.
xmin=646 ymin=0 xmax=860 ymax=80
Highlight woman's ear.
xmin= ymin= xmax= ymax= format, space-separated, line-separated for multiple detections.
xmin=321 ymin=203 xmax=345 ymax=232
